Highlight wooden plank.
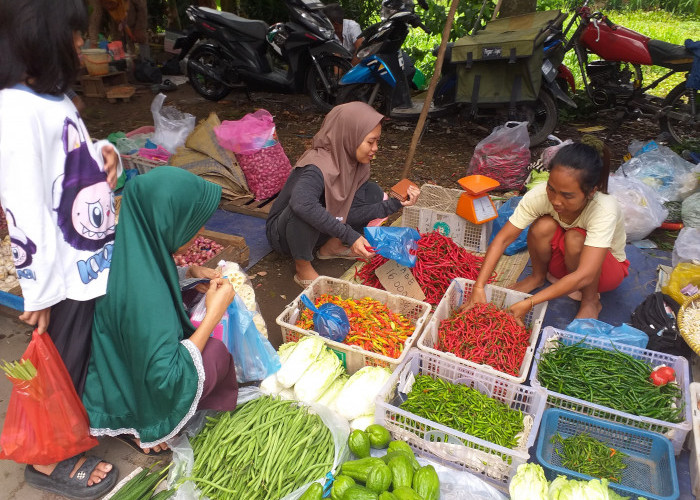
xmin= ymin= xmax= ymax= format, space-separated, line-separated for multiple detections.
xmin=219 ymin=194 xmax=277 ymax=219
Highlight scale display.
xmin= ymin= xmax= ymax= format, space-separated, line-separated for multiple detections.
xmin=455 ymin=175 xmax=500 ymax=225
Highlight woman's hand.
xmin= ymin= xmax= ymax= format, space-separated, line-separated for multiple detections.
xmin=458 ymin=285 xmax=487 ymax=313
xmin=188 ymin=265 xmax=222 ymax=294
xmin=19 ymin=307 xmax=51 ymax=334
xmin=102 ymin=145 xmax=119 ymax=190
xmin=507 ymin=299 xmax=531 ymax=327
xmin=350 ymin=236 xmax=375 ymax=259
xmin=204 ymin=278 xmax=236 ymax=320
xmin=401 ymin=185 xmax=421 ymax=207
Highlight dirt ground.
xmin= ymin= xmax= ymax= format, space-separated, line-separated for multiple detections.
xmin=81 ymin=80 xmax=665 ymax=348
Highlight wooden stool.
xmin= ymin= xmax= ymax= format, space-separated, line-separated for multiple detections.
xmin=79 ymin=71 xmax=128 ymax=98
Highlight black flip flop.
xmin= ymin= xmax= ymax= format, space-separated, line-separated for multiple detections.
xmin=115 ymin=434 xmax=170 ymax=456
xmin=159 ymin=79 xmax=177 ymax=91
xmin=24 ymin=455 xmax=118 ymax=500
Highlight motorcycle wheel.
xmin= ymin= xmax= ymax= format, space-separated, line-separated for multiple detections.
xmin=512 ymin=90 xmax=558 ymax=147
xmin=187 ymin=44 xmax=231 ymax=101
xmin=659 ymin=82 xmax=699 ymax=146
xmin=306 ymin=56 xmax=352 ymax=112
xmin=336 ymin=83 xmax=393 ymax=116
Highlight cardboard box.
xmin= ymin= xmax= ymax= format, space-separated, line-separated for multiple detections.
xmin=175 ymin=229 xmax=249 ymax=269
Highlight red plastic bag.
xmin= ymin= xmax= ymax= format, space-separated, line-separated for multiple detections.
xmin=0 ymin=330 xmax=98 ymax=465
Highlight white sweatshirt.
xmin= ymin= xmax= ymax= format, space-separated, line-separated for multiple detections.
xmin=0 ymin=85 xmax=122 ymax=310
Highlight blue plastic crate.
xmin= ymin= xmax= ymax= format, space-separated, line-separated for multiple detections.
xmin=536 ymin=408 xmax=679 ymax=500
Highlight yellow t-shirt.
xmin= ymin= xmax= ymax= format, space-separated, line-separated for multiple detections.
xmin=509 ymin=183 xmax=627 ymax=262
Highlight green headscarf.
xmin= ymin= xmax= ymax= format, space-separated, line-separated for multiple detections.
xmin=82 ymin=167 xmax=222 ymax=447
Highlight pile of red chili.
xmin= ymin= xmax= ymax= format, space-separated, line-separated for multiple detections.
xmin=437 ymin=303 xmax=530 ymax=376
xmin=296 ymin=294 xmax=414 ymax=358
xmin=355 ymin=232 xmax=496 ymax=305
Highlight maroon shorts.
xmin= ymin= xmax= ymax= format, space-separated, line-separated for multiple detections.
xmin=548 ymin=226 xmax=629 ymax=293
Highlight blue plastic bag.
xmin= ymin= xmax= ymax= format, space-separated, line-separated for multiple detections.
xmin=488 ymin=196 xmax=528 ymax=256
xmin=227 ymin=295 xmax=281 ymax=383
xmin=364 ymin=226 xmax=420 ymax=268
xmin=300 ymin=294 xmax=350 ymax=343
xmin=566 ymin=318 xmax=649 ymax=349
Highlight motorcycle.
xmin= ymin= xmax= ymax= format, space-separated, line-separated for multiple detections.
xmin=174 ymin=0 xmax=352 ymax=111
xmin=559 ymin=1 xmax=697 ymax=145
xmin=337 ymin=0 xmax=571 ymax=146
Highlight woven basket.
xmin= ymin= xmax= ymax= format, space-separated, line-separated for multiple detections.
xmin=679 ymin=293 xmax=700 ymax=355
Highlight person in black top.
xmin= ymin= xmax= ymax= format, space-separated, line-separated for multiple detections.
xmin=266 ymin=102 xmax=420 ymax=287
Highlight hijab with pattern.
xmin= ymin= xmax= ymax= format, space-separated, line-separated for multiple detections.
xmin=295 ymin=102 xmax=383 ymax=222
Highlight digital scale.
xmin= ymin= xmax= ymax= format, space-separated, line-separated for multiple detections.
xmin=455 ymin=175 xmax=500 ymax=224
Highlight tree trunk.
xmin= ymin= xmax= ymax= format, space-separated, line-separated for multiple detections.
xmin=498 ymin=0 xmax=536 ymax=18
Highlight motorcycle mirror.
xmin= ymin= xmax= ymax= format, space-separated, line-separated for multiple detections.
xmin=417 ymin=0 xmax=429 ymax=10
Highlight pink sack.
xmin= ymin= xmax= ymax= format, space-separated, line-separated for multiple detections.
xmin=214 ymin=110 xmax=276 ymax=154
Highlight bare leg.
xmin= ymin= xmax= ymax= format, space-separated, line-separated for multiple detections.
xmin=317 ymin=237 xmax=349 ymax=257
xmin=33 ymin=458 xmax=112 ymax=487
xmin=295 ymin=259 xmax=319 ymax=282
xmin=562 ymin=230 xmax=603 ymax=318
xmin=511 ymin=216 xmax=558 ymax=294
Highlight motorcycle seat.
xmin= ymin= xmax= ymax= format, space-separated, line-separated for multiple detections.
xmin=648 ymin=39 xmax=693 ymax=72
xmin=199 ymin=7 xmax=269 ymax=40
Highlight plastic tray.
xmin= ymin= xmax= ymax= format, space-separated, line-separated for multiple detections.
xmin=374 ymin=349 xmax=547 ymax=491
xmin=275 ymin=276 xmax=431 ymax=374
xmin=122 ymin=126 xmax=167 ymax=174
xmin=417 ymin=278 xmax=546 ymax=383
xmin=529 ymin=327 xmax=692 ymax=455
xmin=536 ymin=408 xmax=679 ymax=500
xmin=689 ymin=382 xmax=700 ymax=497
xmin=401 ymin=184 xmax=492 ymax=252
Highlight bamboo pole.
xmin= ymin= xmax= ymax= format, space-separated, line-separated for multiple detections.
xmin=492 ymin=0 xmax=504 ymax=20
xmin=400 ymin=0 xmax=460 ymax=180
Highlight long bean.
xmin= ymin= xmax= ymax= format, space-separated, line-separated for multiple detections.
xmin=537 ymin=340 xmax=684 ymax=423
xmin=188 ymin=396 xmax=335 ymax=500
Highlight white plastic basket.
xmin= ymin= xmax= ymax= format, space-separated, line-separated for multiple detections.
xmin=401 ymin=184 xmax=492 ymax=252
xmin=275 ymin=276 xmax=431 ymax=374
xmin=374 ymin=349 xmax=547 ymax=491
xmin=689 ymin=382 xmax=700 ymax=497
xmin=417 ymin=278 xmax=546 ymax=384
xmin=529 ymin=326 xmax=692 ymax=455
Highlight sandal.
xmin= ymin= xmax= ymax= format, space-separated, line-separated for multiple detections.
xmin=158 ymin=79 xmax=178 ymax=91
xmin=293 ymin=274 xmax=314 ymax=288
xmin=115 ymin=434 xmax=170 ymax=456
xmin=24 ymin=455 xmax=118 ymax=500
xmin=316 ymin=247 xmax=358 ymax=260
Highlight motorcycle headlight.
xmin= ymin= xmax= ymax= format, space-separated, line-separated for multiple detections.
xmin=356 ymin=42 xmax=382 ymax=59
xmin=186 ymin=7 xmax=197 ymax=22
xmin=294 ymin=7 xmax=334 ymax=40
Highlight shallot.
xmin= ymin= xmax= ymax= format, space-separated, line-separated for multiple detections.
xmin=173 ymin=236 xmax=224 ymax=267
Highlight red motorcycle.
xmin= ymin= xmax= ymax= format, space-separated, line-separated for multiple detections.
xmin=557 ymin=2 xmax=697 ymax=145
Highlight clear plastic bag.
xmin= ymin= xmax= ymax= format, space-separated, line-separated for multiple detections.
xmin=235 ymin=142 xmax=293 ymax=200
xmin=565 ymin=318 xmax=649 ymax=349
xmin=227 ymin=294 xmax=280 ymax=383
xmin=682 ymin=192 xmax=700 ymax=228
xmin=151 ymin=93 xmax=196 ymax=154
xmin=672 ymin=227 xmax=700 ymax=267
xmin=214 ymin=109 xmax=276 ymax=154
xmin=300 ymin=294 xmax=350 ymax=343
xmin=607 ymin=175 xmax=668 ymax=241
xmin=619 ymin=144 xmax=698 ymax=202
xmin=541 ymin=136 xmax=573 ymax=170
xmin=364 ymin=226 xmax=421 ymax=268
xmin=488 ymin=196 xmax=528 ymax=256
xmin=467 ymin=121 xmax=531 ymax=190
xmin=189 ymin=294 xmax=228 ymax=343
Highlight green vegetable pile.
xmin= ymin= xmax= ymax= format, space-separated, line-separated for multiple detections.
xmin=551 ymin=432 xmax=628 ymax=483
xmin=398 ymin=375 xmax=524 ymax=449
xmin=110 ymin=463 xmax=172 ymax=500
xmin=188 ymin=396 xmax=335 ymax=500
xmin=537 ymin=340 xmax=684 ymax=423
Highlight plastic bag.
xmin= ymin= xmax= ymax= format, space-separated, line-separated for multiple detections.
xmin=682 ymin=192 xmax=700 ymax=228
xmin=565 ymin=318 xmax=649 ymax=349
xmin=488 ymin=196 xmax=528 ymax=255
xmin=151 ymin=93 xmax=196 ymax=154
xmin=189 ymin=294 xmax=229 ymax=343
xmin=672 ymin=227 xmax=700 ymax=267
xmin=663 ymin=262 xmax=700 ymax=305
xmin=300 ymin=294 xmax=350 ymax=343
xmin=227 ymin=294 xmax=280 ymax=383
xmin=235 ymin=142 xmax=293 ymax=200
xmin=541 ymin=136 xmax=573 ymax=170
xmin=468 ymin=121 xmax=531 ymax=190
xmin=607 ymin=175 xmax=668 ymax=241
xmin=364 ymin=226 xmax=421 ymax=268
xmin=214 ymin=109 xmax=277 ymax=154
xmin=618 ymin=145 xmax=698 ymax=201
xmin=0 ymin=330 xmax=99 ymax=464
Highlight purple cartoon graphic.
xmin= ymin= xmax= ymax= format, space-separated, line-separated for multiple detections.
xmin=5 ymin=209 xmax=37 ymax=269
xmin=54 ymin=117 xmax=116 ymax=252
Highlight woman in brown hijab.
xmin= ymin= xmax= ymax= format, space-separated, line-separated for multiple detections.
xmin=266 ymin=102 xmax=420 ymax=287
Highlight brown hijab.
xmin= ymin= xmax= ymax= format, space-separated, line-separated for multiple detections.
xmin=295 ymin=102 xmax=384 ymax=222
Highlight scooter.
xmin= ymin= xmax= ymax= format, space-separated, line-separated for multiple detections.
xmin=559 ymin=1 xmax=697 ymax=145
xmin=337 ymin=0 xmax=572 ymax=145
xmin=174 ymin=0 xmax=352 ymax=111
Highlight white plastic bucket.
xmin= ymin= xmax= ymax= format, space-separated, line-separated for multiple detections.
xmin=82 ymin=49 xmax=110 ymax=76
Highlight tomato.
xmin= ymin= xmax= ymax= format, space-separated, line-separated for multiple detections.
xmin=650 ymin=371 xmax=668 ymax=386
xmin=656 ymin=366 xmax=675 ymax=382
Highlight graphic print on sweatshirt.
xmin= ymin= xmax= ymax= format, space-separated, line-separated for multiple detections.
xmin=5 ymin=209 xmax=37 ymax=280
xmin=53 ymin=116 xmax=116 ymax=283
